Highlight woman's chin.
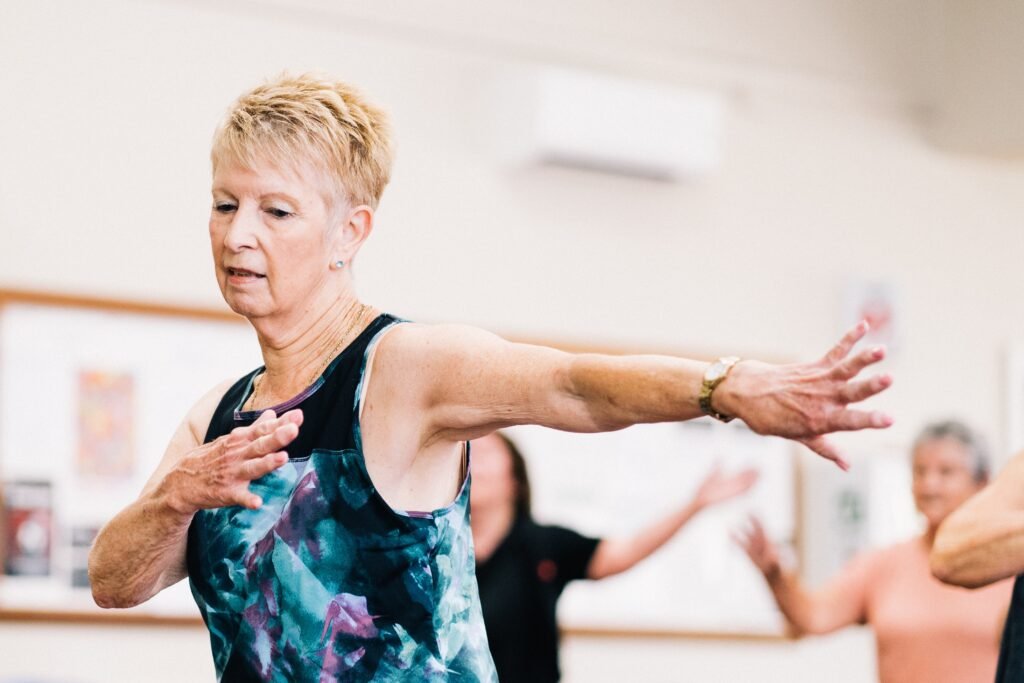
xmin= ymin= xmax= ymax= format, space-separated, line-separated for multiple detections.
xmin=919 ymin=507 xmax=952 ymax=530
xmin=222 ymin=291 xmax=272 ymax=319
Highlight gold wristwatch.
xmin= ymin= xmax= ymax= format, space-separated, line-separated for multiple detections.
xmin=699 ymin=356 xmax=741 ymax=423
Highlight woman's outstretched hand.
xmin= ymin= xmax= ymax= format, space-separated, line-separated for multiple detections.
xmin=692 ymin=465 xmax=760 ymax=509
xmin=715 ymin=321 xmax=893 ymax=469
xmin=734 ymin=515 xmax=782 ymax=578
xmin=161 ymin=409 xmax=303 ymax=514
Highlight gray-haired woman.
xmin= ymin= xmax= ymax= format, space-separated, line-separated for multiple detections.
xmin=738 ymin=420 xmax=1010 ymax=683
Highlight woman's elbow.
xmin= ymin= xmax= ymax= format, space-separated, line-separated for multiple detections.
xmin=88 ymin=556 xmax=145 ymax=609
xmin=89 ymin=572 xmax=144 ymax=609
xmin=928 ymin=548 xmax=962 ymax=586
xmin=90 ymin=580 xmax=141 ymax=609
xmin=929 ymin=536 xmax=991 ymax=589
xmin=778 ymin=604 xmax=847 ymax=637
xmin=789 ymin=615 xmax=839 ymax=638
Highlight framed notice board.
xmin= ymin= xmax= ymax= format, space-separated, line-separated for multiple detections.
xmin=0 ymin=290 xmax=260 ymax=623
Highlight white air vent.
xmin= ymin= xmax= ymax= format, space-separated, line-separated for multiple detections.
xmin=495 ymin=67 xmax=723 ymax=181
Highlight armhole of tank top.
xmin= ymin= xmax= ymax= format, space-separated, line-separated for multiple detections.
xmin=356 ymin=320 xmax=471 ymax=512
xmin=357 ymin=320 xmax=405 ymax=422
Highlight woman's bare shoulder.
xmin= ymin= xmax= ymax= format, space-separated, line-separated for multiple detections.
xmin=184 ymin=377 xmax=242 ymax=444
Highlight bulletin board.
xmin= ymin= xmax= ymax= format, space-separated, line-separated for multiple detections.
xmin=0 ymin=289 xmax=799 ymax=638
xmin=0 ymin=290 xmax=261 ymax=624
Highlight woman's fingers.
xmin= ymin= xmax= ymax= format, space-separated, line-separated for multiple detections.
xmin=838 ymin=374 xmax=892 ymax=404
xmin=800 ymin=436 xmax=849 ymax=471
xmin=729 ymin=531 xmax=750 ymax=552
xmin=237 ymin=491 xmax=264 ymax=510
xmin=828 ymin=409 xmax=894 ymax=432
xmin=242 ymin=420 xmax=301 ymax=459
xmin=829 ymin=345 xmax=886 ymax=381
xmin=732 ymin=469 xmax=760 ymax=494
xmin=711 ymin=470 xmax=759 ymax=502
xmin=253 ymin=409 xmax=278 ymax=426
xmin=242 ymin=451 xmax=289 ymax=481
xmin=748 ymin=515 xmax=766 ymax=537
xmin=249 ymin=409 xmax=302 ymax=439
xmin=699 ymin=464 xmax=724 ymax=488
xmin=235 ymin=450 xmax=292 ymax=508
xmin=798 ymin=408 xmax=892 ymax=468
xmin=820 ymin=321 xmax=869 ymax=366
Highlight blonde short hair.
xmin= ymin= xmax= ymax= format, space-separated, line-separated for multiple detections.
xmin=212 ymin=73 xmax=394 ymax=209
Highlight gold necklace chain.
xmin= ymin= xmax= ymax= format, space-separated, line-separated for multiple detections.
xmin=248 ymin=300 xmax=373 ymax=411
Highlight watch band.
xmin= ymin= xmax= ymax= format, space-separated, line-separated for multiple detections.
xmin=699 ymin=356 xmax=741 ymax=423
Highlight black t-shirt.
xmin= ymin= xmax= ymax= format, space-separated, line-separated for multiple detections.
xmin=997 ymin=574 xmax=1024 ymax=681
xmin=475 ymin=515 xmax=600 ymax=683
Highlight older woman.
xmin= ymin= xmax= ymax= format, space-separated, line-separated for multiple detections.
xmin=737 ymin=420 xmax=1012 ymax=683
xmin=471 ymin=431 xmax=757 ymax=682
xmin=87 ymin=73 xmax=893 ymax=682
xmin=931 ymin=442 xmax=1024 ymax=681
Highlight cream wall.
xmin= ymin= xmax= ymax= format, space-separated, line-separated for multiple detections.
xmin=1 ymin=1 xmax=1023 ymax=681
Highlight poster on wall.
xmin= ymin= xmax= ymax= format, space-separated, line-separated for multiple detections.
xmin=843 ymin=278 xmax=900 ymax=354
xmin=3 ymin=480 xmax=53 ymax=577
xmin=77 ymin=369 xmax=136 ymax=478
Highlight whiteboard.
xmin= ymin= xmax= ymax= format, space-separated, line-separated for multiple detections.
xmin=0 ymin=295 xmax=262 ymax=619
xmin=505 ymin=419 xmax=797 ymax=636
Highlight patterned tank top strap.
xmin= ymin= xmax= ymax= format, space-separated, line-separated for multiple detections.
xmin=351 ymin=317 xmax=407 ymax=451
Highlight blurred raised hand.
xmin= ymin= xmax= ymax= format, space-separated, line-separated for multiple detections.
xmin=734 ymin=515 xmax=782 ymax=577
xmin=692 ymin=465 xmax=760 ymax=509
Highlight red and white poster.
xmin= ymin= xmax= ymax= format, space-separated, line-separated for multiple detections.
xmin=3 ymin=480 xmax=53 ymax=576
xmin=843 ymin=279 xmax=900 ymax=354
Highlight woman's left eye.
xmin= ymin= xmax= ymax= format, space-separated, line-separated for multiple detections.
xmin=266 ymin=207 xmax=292 ymax=219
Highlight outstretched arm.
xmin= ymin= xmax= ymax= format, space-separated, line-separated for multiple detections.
xmin=389 ymin=320 xmax=892 ymax=467
xmin=931 ymin=450 xmax=1024 ymax=588
xmin=587 ymin=466 xmax=758 ymax=579
xmin=735 ymin=517 xmax=870 ymax=636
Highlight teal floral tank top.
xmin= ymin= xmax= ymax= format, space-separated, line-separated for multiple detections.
xmin=186 ymin=315 xmax=496 ymax=681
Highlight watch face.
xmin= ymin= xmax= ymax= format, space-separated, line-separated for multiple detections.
xmin=707 ymin=362 xmax=727 ymax=381
xmin=707 ymin=357 xmax=739 ymax=383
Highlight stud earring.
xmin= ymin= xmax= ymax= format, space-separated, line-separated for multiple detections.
xmin=331 ymin=260 xmax=345 ymax=270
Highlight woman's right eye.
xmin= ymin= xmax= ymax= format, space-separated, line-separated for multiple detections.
xmin=214 ymin=203 xmax=236 ymax=214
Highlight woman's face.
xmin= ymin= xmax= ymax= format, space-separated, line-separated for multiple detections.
xmin=470 ymin=434 xmax=518 ymax=514
xmin=911 ymin=437 xmax=984 ymax=529
xmin=209 ymin=158 xmax=342 ymax=321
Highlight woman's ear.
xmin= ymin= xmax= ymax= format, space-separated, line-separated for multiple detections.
xmin=334 ymin=205 xmax=375 ymax=263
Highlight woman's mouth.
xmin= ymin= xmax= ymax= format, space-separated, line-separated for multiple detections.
xmin=227 ymin=267 xmax=265 ymax=279
xmin=226 ymin=267 xmax=266 ymax=285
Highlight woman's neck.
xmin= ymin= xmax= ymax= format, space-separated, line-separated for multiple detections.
xmin=247 ymin=291 xmax=376 ymax=408
xmin=472 ymin=501 xmax=517 ymax=564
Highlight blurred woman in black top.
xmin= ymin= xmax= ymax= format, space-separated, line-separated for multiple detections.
xmin=471 ymin=432 xmax=757 ymax=682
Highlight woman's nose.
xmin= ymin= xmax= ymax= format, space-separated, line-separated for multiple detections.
xmin=223 ymin=206 xmax=259 ymax=251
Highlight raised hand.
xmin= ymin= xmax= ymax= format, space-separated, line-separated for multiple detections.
xmin=692 ymin=465 xmax=759 ymax=509
xmin=715 ymin=321 xmax=893 ymax=469
xmin=165 ymin=409 xmax=303 ymax=513
xmin=733 ymin=515 xmax=782 ymax=577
